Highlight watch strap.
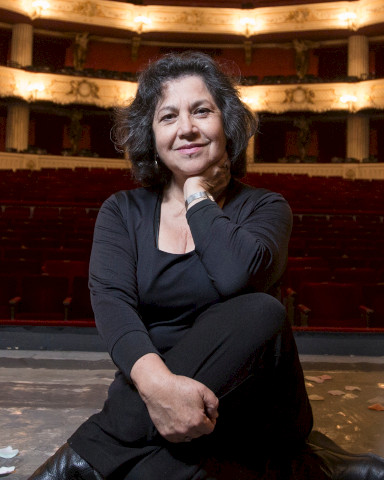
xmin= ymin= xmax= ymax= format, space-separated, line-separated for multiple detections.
xmin=185 ymin=191 xmax=214 ymax=209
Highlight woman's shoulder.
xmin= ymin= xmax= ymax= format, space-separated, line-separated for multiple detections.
xmin=100 ymin=186 xmax=159 ymax=220
xmin=229 ymin=178 xmax=288 ymax=206
xmin=105 ymin=186 xmax=158 ymax=207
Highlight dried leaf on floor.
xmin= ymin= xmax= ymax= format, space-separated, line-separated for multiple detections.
xmin=344 ymin=393 xmax=358 ymax=400
xmin=308 ymin=394 xmax=325 ymax=401
xmin=305 ymin=376 xmax=325 ymax=384
xmin=345 ymin=386 xmax=361 ymax=392
xmin=328 ymin=390 xmax=346 ymax=396
xmin=368 ymin=403 xmax=384 ymax=411
xmin=319 ymin=374 xmax=333 ymax=380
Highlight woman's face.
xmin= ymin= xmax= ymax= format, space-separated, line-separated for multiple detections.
xmin=152 ymin=75 xmax=227 ymax=181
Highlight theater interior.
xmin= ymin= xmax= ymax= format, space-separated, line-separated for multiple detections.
xmin=0 ymin=0 xmax=384 ymax=477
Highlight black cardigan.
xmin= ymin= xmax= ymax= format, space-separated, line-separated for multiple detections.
xmin=88 ymin=179 xmax=292 ymax=380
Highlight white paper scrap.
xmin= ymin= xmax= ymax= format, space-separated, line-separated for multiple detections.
xmin=0 ymin=447 xmax=18 ymax=459
xmin=0 ymin=466 xmax=15 ymax=475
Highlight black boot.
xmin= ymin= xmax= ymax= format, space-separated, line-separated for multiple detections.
xmin=305 ymin=430 xmax=384 ymax=480
xmin=28 ymin=443 xmax=104 ymax=480
xmin=263 ymin=431 xmax=384 ymax=480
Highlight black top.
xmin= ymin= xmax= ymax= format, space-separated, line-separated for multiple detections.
xmin=89 ymin=179 xmax=292 ymax=381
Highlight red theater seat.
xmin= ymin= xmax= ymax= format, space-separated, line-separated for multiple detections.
xmin=287 ymin=257 xmax=329 ymax=269
xmin=0 ymin=259 xmax=41 ymax=276
xmin=2 ymin=206 xmax=31 ymax=221
xmin=362 ymin=283 xmax=384 ymax=328
xmin=12 ymin=275 xmax=69 ymax=321
xmin=0 ymin=275 xmax=18 ymax=319
xmin=281 ymin=267 xmax=332 ymax=324
xmin=297 ymin=282 xmax=367 ymax=328
xmin=282 ymin=267 xmax=332 ymax=293
xmin=41 ymin=248 xmax=89 ymax=262
xmin=332 ymin=267 xmax=377 ymax=284
xmin=33 ymin=206 xmax=61 ymax=220
xmin=67 ymin=276 xmax=94 ymax=320
xmin=42 ymin=260 xmax=88 ymax=294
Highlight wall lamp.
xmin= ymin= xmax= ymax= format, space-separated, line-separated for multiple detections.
xmin=31 ymin=0 xmax=50 ymax=19
xmin=338 ymin=11 xmax=358 ymax=30
xmin=134 ymin=15 xmax=151 ymax=34
xmin=239 ymin=17 xmax=257 ymax=38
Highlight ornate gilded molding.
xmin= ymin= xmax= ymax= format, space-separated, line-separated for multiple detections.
xmin=0 ymin=152 xmax=129 ymax=171
xmin=72 ymin=0 xmax=102 ymax=17
xmin=0 ymin=67 xmax=137 ymax=107
xmin=0 ymin=0 xmax=383 ymax=37
xmin=286 ymin=8 xmax=311 ymax=23
xmin=283 ymin=86 xmax=315 ymax=105
xmin=247 ymin=162 xmax=384 ymax=180
xmin=237 ymin=81 xmax=383 ymax=113
xmin=1 ymin=67 xmax=384 ymax=113
xmin=67 ymin=79 xmax=100 ymax=99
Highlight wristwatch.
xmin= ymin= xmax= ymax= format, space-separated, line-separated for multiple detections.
xmin=185 ymin=191 xmax=214 ymax=209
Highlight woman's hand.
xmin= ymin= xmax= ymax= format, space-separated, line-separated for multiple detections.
xmin=183 ymin=152 xmax=231 ymax=202
xmin=131 ymin=353 xmax=219 ymax=443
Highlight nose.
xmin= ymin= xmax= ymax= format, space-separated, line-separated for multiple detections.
xmin=177 ymin=113 xmax=197 ymax=137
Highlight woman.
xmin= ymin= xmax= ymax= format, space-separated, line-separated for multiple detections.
xmin=30 ymin=52 xmax=384 ymax=480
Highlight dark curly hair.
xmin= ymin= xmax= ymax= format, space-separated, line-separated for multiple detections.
xmin=112 ymin=51 xmax=258 ymax=186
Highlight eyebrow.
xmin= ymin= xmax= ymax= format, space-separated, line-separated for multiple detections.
xmin=156 ymin=99 xmax=214 ymax=116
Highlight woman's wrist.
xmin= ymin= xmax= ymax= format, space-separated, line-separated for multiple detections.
xmin=185 ymin=191 xmax=214 ymax=210
xmin=130 ymin=353 xmax=173 ymax=398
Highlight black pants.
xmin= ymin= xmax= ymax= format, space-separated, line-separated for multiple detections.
xmin=69 ymin=293 xmax=313 ymax=479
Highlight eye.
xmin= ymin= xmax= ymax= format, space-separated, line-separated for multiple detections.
xmin=194 ymin=108 xmax=211 ymax=116
xmin=160 ymin=113 xmax=176 ymax=122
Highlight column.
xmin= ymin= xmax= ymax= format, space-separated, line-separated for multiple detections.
xmin=6 ymin=103 xmax=30 ymax=152
xmin=10 ymin=23 xmax=33 ymax=67
xmin=346 ymin=114 xmax=369 ymax=161
xmin=346 ymin=36 xmax=369 ymax=162
xmin=6 ymin=24 xmax=33 ymax=152
xmin=246 ymin=135 xmax=255 ymax=164
xmin=348 ymin=35 xmax=369 ymax=78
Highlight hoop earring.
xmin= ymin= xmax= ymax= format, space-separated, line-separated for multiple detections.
xmin=154 ymin=153 xmax=159 ymax=169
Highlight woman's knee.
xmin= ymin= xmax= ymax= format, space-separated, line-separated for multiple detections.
xmin=219 ymin=292 xmax=286 ymax=339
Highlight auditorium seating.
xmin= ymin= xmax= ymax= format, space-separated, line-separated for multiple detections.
xmin=0 ymin=275 xmax=18 ymax=319
xmin=361 ymin=283 xmax=384 ymax=327
xmin=297 ymin=282 xmax=367 ymax=328
xmin=1 ymin=169 xmax=383 ymax=330
xmin=11 ymin=275 xmax=70 ymax=321
xmin=66 ymin=276 xmax=94 ymax=320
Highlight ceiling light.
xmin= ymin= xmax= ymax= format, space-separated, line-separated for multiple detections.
xmin=339 ymin=12 xmax=357 ymax=22
xmin=134 ymin=16 xmax=151 ymax=25
xmin=340 ymin=95 xmax=357 ymax=103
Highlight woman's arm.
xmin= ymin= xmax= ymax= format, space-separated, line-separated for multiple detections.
xmin=90 ymin=193 xmax=219 ymax=442
xmin=183 ymin=158 xmax=292 ymax=298
xmin=186 ymin=190 xmax=292 ymax=297
xmin=89 ymin=193 xmax=161 ymax=380
xmin=131 ymin=353 xmax=219 ymax=443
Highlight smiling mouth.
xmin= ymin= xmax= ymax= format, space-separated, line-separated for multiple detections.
xmin=176 ymin=144 xmax=207 ymax=155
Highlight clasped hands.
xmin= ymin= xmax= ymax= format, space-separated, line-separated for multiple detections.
xmin=130 ymin=353 xmax=219 ymax=443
